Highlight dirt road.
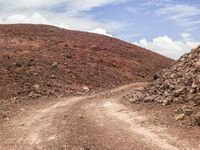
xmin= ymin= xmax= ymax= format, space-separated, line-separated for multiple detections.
xmin=0 ymin=83 xmax=199 ymax=150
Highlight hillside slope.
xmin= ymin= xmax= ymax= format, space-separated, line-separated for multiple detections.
xmin=0 ymin=24 xmax=173 ymax=118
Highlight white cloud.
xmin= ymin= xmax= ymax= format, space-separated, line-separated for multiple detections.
xmin=90 ymin=28 xmax=112 ymax=37
xmin=5 ymin=13 xmax=49 ymax=24
xmin=5 ymin=15 xmax=29 ymax=23
xmin=156 ymin=4 xmax=200 ymax=28
xmin=0 ymin=0 xmax=127 ymax=34
xmin=0 ymin=11 xmax=119 ymax=36
xmin=134 ymin=35 xmax=200 ymax=59
xmin=142 ymin=0 xmax=172 ymax=6
xmin=156 ymin=4 xmax=200 ymax=17
xmin=0 ymin=12 xmax=124 ymax=36
xmin=0 ymin=0 xmax=127 ymax=11
xmin=68 ymin=0 xmax=128 ymax=12
xmin=29 ymin=13 xmax=49 ymax=24
xmin=181 ymin=33 xmax=193 ymax=41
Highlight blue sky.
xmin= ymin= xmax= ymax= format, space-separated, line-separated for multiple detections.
xmin=0 ymin=0 xmax=199 ymax=59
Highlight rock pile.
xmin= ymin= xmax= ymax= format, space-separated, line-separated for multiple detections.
xmin=138 ymin=45 xmax=200 ymax=105
xmin=128 ymin=45 xmax=200 ymax=125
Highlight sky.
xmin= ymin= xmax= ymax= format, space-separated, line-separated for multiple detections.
xmin=0 ymin=0 xmax=199 ymax=59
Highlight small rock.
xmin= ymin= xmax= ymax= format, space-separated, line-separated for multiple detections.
xmin=20 ymin=123 xmax=25 ymax=126
xmin=153 ymin=74 xmax=159 ymax=80
xmin=78 ymin=114 xmax=83 ymax=119
xmin=33 ymin=72 xmax=38 ymax=76
xmin=51 ymin=75 xmax=56 ymax=79
xmin=195 ymin=61 xmax=200 ymax=69
xmin=129 ymin=97 xmax=138 ymax=103
xmin=175 ymin=113 xmax=185 ymax=120
xmin=33 ymin=84 xmax=39 ymax=89
xmin=33 ymin=84 xmax=40 ymax=92
xmin=83 ymin=86 xmax=90 ymax=92
xmin=162 ymin=100 xmax=169 ymax=105
xmin=144 ymin=96 xmax=154 ymax=102
xmin=192 ymin=112 xmax=200 ymax=125
xmin=5 ymin=117 xmax=9 ymax=121
xmin=52 ymin=62 xmax=58 ymax=67
xmin=182 ymin=108 xmax=193 ymax=115
xmin=2 ymin=114 xmax=8 ymax=119
xmin=176 ymin=107 xmax=193 ymax=115
xmin=174 ymin=87 xmax=186 ymax=97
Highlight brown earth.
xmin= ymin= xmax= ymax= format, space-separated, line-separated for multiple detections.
xmin=0 ymin=24 xmax=173 ymax=119
xmin=1 ymin=83 xmax=200 ymax=150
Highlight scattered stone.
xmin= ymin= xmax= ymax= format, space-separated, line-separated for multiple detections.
xmin=127 ymin=88 xmax=144 ymax=103
xmin=51 ymin=75 xmax=56 ymax=79
xmin=2 ymin=114 xmax=8 ymax=119
xmin=33 ymin=84 xmax=39 ymax=89
xmin=175 ymin=113 xmax=185 ymax=120
xmin=20 ymin=123 xmax=25 ymax=126
xmin=176 ymin=107 xmax=193 ymax=116
xmin=83 ymin=86 xmax=90 ymax=92
xmin=192 ymin=112 xmax=200 ymax=125
xmin=195 ymin=61 xmax=200 ymax=69
xmin=129 ymin=97 xmax=138 ymax=103
xmin=52 ymin=62 xmax=58 ymax=67
xmin=78 ymin=114 xmax=84 ymax=119
xmin=5 ymin=117 xmax=9 ymax=121
xmin=33 ymin=84 xmax=40 ymax=93
xmin=162 ymin=99 xmax=170 ymax=105
xmin=153 ymin=74 xmax=160 ymax=80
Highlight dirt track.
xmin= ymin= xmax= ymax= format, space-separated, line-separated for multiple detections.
xmin=0 ymin=83 xmax=199 ymax=150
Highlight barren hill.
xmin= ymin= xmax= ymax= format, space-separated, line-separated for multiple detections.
xmin=0 ymin=24 xmax=172 ymax=118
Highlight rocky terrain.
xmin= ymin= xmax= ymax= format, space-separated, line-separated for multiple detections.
xmin=127 ymin=45 xmax=200 ymax=125
xmin=2 ymin=83 xmax=200 ymax=150
xmin=0 ymin=24 xmax=173 ymax=119
xmin=1 ymin=24 xmax=200 ymax=150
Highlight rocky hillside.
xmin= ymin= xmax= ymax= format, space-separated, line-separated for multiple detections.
xmin=128 ymin=45 xmax=200 ymax=125
xmin=0 ymin=24 xmax=173 ymax=118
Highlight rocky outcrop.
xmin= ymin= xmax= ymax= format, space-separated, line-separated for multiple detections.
xmin=131 ymin=45 xmax=200 ymax=105
xmin=128 ymin=45 xmax=200 ymax=125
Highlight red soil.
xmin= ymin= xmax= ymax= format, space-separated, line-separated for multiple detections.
xmin=0 ymin=24 xmax=173 ymax=118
